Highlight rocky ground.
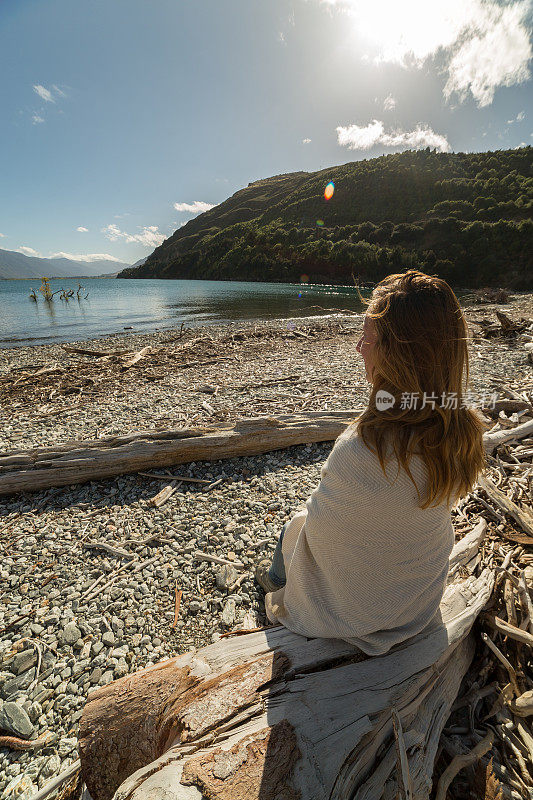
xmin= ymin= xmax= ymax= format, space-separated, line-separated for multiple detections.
xmin=0 ymin=292 xmax=532 ymax=798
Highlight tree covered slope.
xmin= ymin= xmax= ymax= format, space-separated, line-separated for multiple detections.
xmin=118 ymin=148 xmax=533 ymax=289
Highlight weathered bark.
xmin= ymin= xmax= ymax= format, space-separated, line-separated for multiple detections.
xmin=0 ymin=411 xmax=359 ymax=496
xmin=79 ymin=534 xmax=495 ymax=800
xmin=477 ymin=474 xmax=533 ymax=536
xmin=482 ymin=417 xmax=533 ymax=455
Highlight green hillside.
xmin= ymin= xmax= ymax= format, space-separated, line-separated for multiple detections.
xmin=118 ymin=148 xmax=533 ymax=289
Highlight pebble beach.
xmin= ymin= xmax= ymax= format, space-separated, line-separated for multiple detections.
xmin=0 ymin=292 xmax=532 ymax=797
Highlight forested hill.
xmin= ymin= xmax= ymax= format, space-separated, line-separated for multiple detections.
xmin=118 ymin=148 xmax=533 ymax=289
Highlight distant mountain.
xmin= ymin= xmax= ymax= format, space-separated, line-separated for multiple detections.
xmin=0 ymin=248 xmax=130 ymax=280
xmin=128 ymin=256 xmax=148 ymax=269
xmin=117 ymin=147 xmax=533 ymax=290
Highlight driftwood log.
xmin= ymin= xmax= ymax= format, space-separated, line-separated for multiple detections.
xmin=79 ymin=521 xmax=494 ymax=800
xmin=0 ymin=411 xmax=360 ymax=496
xmin=1 ymin=409 xmax=532 ymax=497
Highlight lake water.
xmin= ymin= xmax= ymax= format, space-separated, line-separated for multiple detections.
xmin=0 ymin=278 xmax=369 ymax=347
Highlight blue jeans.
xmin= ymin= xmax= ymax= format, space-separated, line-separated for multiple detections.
xmin=268 ymin=522 xmax=288 ymax=588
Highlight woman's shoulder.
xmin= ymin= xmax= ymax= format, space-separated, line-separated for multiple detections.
xmin=325 ymin=425 xmax=381 ymax=475
xmin=328 ymin=424 xmax=428 ymax=487
xmin=333 ymin=424 xmax=377 ymax=459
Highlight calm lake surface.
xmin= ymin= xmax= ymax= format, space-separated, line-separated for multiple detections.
xmin=0 ymin=278 xmax=369 ymax=347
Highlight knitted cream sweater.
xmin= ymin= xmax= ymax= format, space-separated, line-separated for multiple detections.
xmin=265 ymin=425 xmax=456 ymax=655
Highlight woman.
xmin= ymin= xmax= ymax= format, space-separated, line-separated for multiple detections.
xmin=254 ymin=270 xmax=489 ymax=656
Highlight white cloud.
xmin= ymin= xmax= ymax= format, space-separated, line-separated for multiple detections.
xmin=102 ymin=224 xmax=166 ymax=247
xmin=383 ymin=94 xmax=396 ymax=111
xmin=16 ymin=246 xmax=42 ymax=257
xmin=278 ymin=31 xmax=286 ymax=44
xmin=318 ymin=0 xmax=532 ymax=107
xmin=76 ymin=226 xmax=89 ymax=233
xmin=302 ymin=137 xmax=312 ymax=143
xmin=49 ymin=252 xmax=123 ymax=262
xmin=32 ymin=114 xmax=45 ymax=125
xmin=51 ymin=84 xmax=66 ymax=98
xmin=33 ymin=84 xmax=54 ymax=103
xmin=444 ymin=2 xmax=532 ymax=106
xmin=173 ymin=200 xmax=215 ymax=214
xmin=514 ymin=141 xmax=527 ymax=148
xmin=336 ymin=119 xmax=451 ymax=152
xmin=505 ymin=111 xmax=525 ymax=124
xmin=0 ymin=233 xmax=5 ymax=238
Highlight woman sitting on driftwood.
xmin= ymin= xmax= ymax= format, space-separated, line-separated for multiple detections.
xmin=255 ymin=269 xmax=489 ymax=655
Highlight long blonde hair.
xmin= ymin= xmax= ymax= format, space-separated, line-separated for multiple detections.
xmin=352 ymin=270 xmax=489 ymax=509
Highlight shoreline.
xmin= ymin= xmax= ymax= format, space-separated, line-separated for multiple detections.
xmin=2 ymin=281 xmax=529 ymax=351
xmin=1 ymin=291 xmax=532 ymax=453
xmin=0 ymin=292 xmax=532 ymax=794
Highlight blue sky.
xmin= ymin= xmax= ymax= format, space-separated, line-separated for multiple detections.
xmin=1 ymin=0 xmax=532 ymax=266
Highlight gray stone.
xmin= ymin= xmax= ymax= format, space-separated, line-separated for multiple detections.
xmin=89 ymin=667 xmax=102 ymax=685
xmin=28 ymin=701 xmax=42 ymax=723
xmin=23 ymin=760 xmax=42 ymax=780
xmin=215 ymin=564 xmax=238 ymax=590
xmin=0 ymin=671 xmax=12 ymax=689
xmin=61 ymin=622 xmax=81 ymax=645
xmin=2 ymin=775 xmax=36 ymax=800
xmin=57 ymin=737 xmax=77 ymax=758
xmin=12 ymin=650 xmax=37 ymax=675
xmin=111 ymin=645 xmax=129 ymax=659
xmin=2 ymin=669 xmax=36 ymax=698
xmin=221 ymin=598 xmax=236 ymax=627
xmin=102 ymin=631 xmax=115 ymax=647
xmin=41 ymin=753 xmax=60 ymax=778
xmin=29 ymin=623 xmax=44 ymax=636
xmin=0 ymin=701 xmax=34 ymax=738
xmin=99 ymin=670 xmax=114 ymax=686
xmin=188 ymin=601 xmax=201 ymax=614
xmin=114 ymin=660 xmax=129 ymax=679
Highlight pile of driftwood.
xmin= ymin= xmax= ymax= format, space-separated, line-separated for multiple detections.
xmin=470 ymin=309 xmax=533 ymax=342
xmin=0 ymin=320 xmax=353 ymax=412
xmin=430 ymin=405 xmax=533 ymax=800
xmin=469 ymin=288 xmax=510 ymax=305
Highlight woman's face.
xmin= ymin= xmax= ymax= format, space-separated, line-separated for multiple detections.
xmin=356 ymin=314 xmax=377 ymax=383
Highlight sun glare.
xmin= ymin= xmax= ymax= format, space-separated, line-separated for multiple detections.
xmin=344 ymin=0 xmax=476 ymax=63
xmin=324 ymin=182 xmax=335 ymax=200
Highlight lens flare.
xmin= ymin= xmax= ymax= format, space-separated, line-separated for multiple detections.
xmin=316 ymin=219 xmax=324 ymax=227
xmin=324 ymin=182 xmax=335 ymax=200
xmin=300 ymin=274 xmax=309 ymax=283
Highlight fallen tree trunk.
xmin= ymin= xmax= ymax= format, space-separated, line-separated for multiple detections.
xmin=1 ymin=409 xmax=532 ymax=498
xmin=78 ymin=530 xmax=495 ymax=800
xmin=0 ymin=411 xmax=360 ymax=496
